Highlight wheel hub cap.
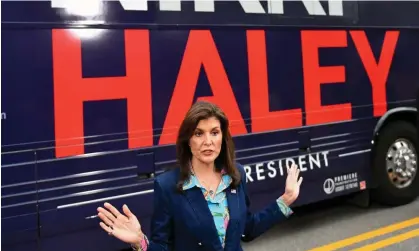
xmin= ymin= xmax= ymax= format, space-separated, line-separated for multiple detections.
xmin=386 ymin=139 xmax=417 ymax=189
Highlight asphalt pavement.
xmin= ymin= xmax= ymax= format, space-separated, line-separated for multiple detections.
xmin=242 ymin=195 xmax=419 ymax=251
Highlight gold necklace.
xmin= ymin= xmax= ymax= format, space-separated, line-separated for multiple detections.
xmin=199 ymin=178 xmax=216 ymax=196
xmin=192 ymin=168 xmax=219 ymax=197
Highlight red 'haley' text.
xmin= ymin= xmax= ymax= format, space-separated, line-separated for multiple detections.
xmin=52 ymin=29 xmax=399 ymax=157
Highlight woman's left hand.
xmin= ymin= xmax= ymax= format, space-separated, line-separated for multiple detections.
xmin=281 ymin=164 xmax=303 ymax=206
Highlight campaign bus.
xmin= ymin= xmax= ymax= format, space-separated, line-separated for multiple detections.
xmin=2 ymin=0 xmax=418 ymax=250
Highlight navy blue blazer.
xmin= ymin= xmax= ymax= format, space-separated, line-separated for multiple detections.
xmin=146 ymin=163 xmax=289 ymax=251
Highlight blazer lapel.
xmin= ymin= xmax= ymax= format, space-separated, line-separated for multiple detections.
xmin=184 ymin=187 xmax=224 ymax=250
xmin=224 ymin=186 xmax=240 ymax=251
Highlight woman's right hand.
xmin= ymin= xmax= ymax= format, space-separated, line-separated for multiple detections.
xmin=97 ymin=203 xmax=144 ymax=246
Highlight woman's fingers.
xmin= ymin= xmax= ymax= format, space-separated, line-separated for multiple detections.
xmin=98 ymin=212 xmax=114 ymax=227
xmin=104 ymin=203 xmax=121 ymax=217
xmin=99 ymin=221 xmax=113 ymax=235
xmin=285 ymin=164 xmax=303 ymax=187
xmin=123 ymin=204 xmax=134 ymax=219
xmin=97 ymin=207 xmax=116 ymax=222
xmin=104 ymin=203 xmax=129 ymax=222
xmin=287 ymin=164 xmax=294 ymax=175
xmin=289 ymin=164 xmax=300 ymax=181
xmin=287 ymin=164 xmax=297 ymax=179
xmin=298 ymin=176 xmax=303 ymax=186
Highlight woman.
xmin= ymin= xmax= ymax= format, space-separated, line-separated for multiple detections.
xmin=97 ymin=101 xmax=303 ymax=251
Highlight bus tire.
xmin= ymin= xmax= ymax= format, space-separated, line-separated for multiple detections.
xmin=371 ymin=121 xmax=418 ymax=206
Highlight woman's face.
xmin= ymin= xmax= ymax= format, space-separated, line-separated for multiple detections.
xmin=189 ymin=117 xmax=223 ymax=165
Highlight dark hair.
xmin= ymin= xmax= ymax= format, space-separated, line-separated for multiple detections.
xmin=175 ymin=101 xmax=241 ymax=192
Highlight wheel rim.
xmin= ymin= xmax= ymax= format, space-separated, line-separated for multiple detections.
xmin=386 ymin=138 xmax=417 ymax=189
